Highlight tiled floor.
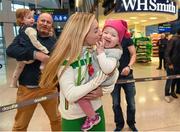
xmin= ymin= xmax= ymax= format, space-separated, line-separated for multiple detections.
xmin=1 ymin=57 xmax=180 ymax=131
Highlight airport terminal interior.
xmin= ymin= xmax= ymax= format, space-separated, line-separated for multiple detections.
xmin=1 ymin=0 xmax=180 ymax=131
xmin=1 ymin=58 xmax=180 ymax=131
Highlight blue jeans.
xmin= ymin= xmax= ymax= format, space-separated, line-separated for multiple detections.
xmin=173 ymin=66 xmax=180 ymax=93
xmin=111 ymin=73 xmax=136 ymax=128
xmin=165 ymin=67 xmax=174 ymax=96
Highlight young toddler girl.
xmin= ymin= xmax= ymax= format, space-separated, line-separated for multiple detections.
xmin=10 ymin=9 xmax=49 ymax=88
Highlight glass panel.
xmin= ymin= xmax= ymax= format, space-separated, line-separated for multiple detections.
xmin=0 ymin=23 xmax=3 ymax=48
xmin=11 ymin=3 xmax=29 ymax=11
xmin=0 ymin=23 xmax=7 ymax=85
xmin=13 ymin=24 xmax=20 ymax=37
xmin=0 ymin=25 xmax=2 ymax=37
xmin=0 ymin=37 xmax=2 ymax=47
xmin=0 ymin=0 xmax=2 ymax=10
xmin=11 ymin=0 xmax=29 ymax=11
xmin=11 ymin=0 xmax=61 ymax=10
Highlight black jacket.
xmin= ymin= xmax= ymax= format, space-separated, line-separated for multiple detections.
xmin=165 ymin=35 xmax=180 ymax=68
xmin=157 ymin=38 xmax=168 ymax=53
xmin=6 ymin=34 xmax=56 ymax=86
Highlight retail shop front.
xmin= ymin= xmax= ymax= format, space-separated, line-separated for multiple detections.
xmin=99 ymin=0 xmax=178 ymax=63
xmin=99 ymin=0 xmax=178 ymax=37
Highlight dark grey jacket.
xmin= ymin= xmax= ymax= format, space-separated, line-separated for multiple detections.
xmin=165 ymin=35 xmax=180 ymax=68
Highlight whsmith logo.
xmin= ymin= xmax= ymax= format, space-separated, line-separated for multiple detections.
xmin=116 ymin=0 xmax=176 ymax=14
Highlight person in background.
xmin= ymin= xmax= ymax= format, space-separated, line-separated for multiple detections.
xmin=40 ymin=12 xmax=119 ymax=131
xmin=111 ymin=20 xmax=137 ymax=131
xmin=49 ymin=25 xmax=57 ymax=38
xmin=164 ymin=30 xmax=180 ymax=102
xmin=168 ymin=34 xmax=178 ymax=99
xmin=10 ymin=8 xmax=49 ymax=88
xmin=6 ymin=13 xmax=61 ymax=131
xmin=156 ymin=33 xmax=168 ymax=70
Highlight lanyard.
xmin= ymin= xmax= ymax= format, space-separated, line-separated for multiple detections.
xmin=65 ymin=50 xmax=90 ymax=110
xmin=76 ymin=50 xmax=90 ymax=85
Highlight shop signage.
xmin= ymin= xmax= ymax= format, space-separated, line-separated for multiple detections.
xmin=116 ymin=0 xmax=176 ymax=14
xmin=34 ymin=14 xmax=68 ymax=22
xmin=33 ymin=8 xmax=69 ymax=22
xmin=158 ymin=23 xmax=171 ymax=33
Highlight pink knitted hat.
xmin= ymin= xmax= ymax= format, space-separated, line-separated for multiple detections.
xmin=103 ymin=19 xmax=127 ymax=43
xmin=120 ymin=19 xmax=131 ymax=38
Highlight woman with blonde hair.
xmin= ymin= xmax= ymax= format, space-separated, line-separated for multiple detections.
xmin=40 ymin=12 xmax=118 ymax=131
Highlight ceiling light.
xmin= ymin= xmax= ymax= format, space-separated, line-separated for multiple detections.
xmin=130 ymin=17 xmax=137 ymax=19
xmin=141 ymin=20 xmax=147 ymax=22
xmin=149 ymin=17 xmax=157 ymax=20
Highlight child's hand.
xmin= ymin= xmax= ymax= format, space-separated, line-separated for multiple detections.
xmin=34 ymin=51 xmax=49 ymax=63
xmin=96 ymin=41 xmax=105 ymax=54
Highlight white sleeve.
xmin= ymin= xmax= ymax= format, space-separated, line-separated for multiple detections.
xmin=58 ymin=66 xmax=107 ymax=103
xmin=102 ymin=68 xmax=119 ymax=94
xmin=25 ymin=27 xmax=49 ymax=54
xmin=97 ymin=52 xmax=117 ymax=74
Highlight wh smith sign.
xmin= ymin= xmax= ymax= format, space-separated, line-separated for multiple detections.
xmin=115 ymin=0 xmax=176 ymax=14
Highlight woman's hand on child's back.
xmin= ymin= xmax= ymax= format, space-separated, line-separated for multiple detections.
xmin=83 ymin=87 xmax=103 ymax=100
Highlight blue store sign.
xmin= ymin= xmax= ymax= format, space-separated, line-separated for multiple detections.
xmin=158 ymin=27 xmax=171 ymax=32
xmin=53 ymin=15 xmax=68 ymax=22
xmin=115 ymin=0 xmax=176 ymax=14
xmin=33 ymin=8 xmax=69 ymax=22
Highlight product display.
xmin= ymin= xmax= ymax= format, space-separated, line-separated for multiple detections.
xmin=150 ymin=33 xmax=161 ymax=57
xmin=135 ymin=37 xmax=152 ymax=63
